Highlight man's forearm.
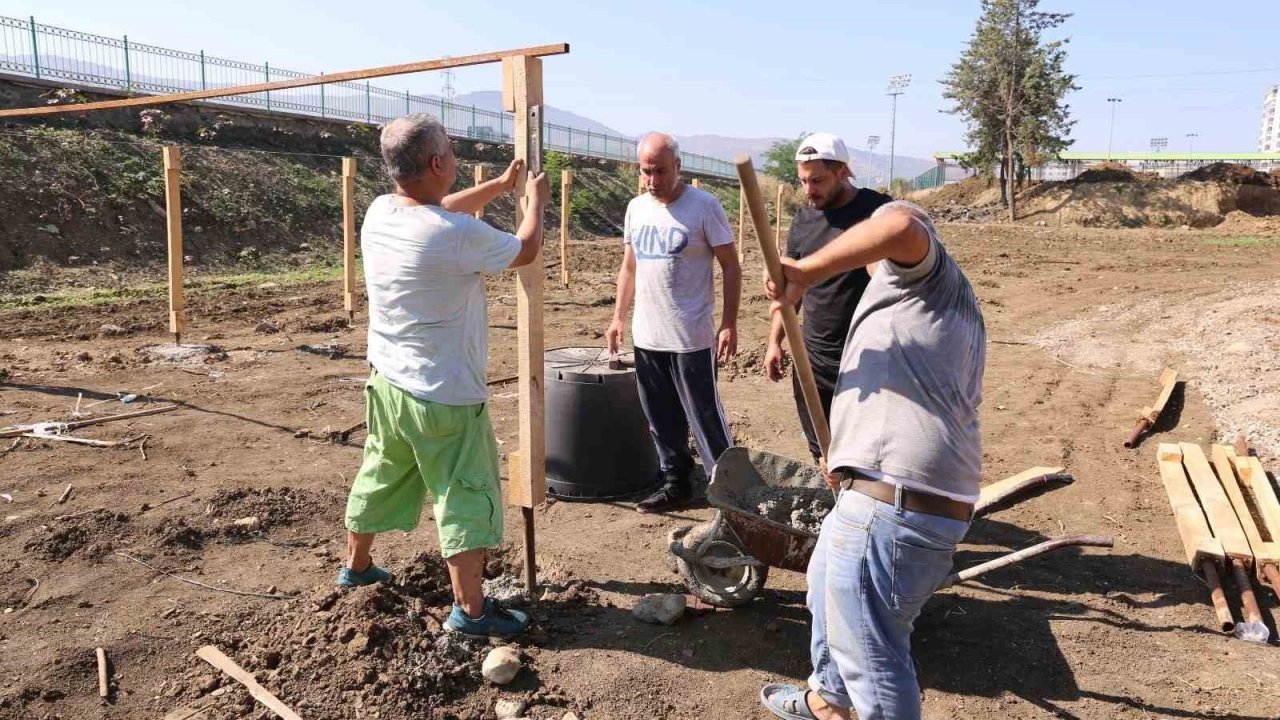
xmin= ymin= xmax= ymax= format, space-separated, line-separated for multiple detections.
xmin=796 ymin=211 xmax=926 ymax=287
xmin=442 ymin=177 xmax=510 ymax=215
xmin=769 ymin=312 xmax=786 ymax=346
xmin=721 ymin=262 xmax=741 ymax=329
xmin=613 ymin=267 xmax=635 ymax=323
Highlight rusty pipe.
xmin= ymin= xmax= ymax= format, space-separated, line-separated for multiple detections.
xmin=1201 ymin=560 xmax=1235 ymax=633
xmin=1124 ymin=418 xmax=1151 ymax=448
xmin=941 ymin=535 xmax=1113 ymax=589
xmin=1262 ymin=563 xmax=1280 ymax=592
xmin=1231 ymin=560 xmax=1264 ymax=625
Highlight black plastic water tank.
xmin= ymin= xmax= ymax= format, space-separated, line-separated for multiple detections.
xmin=544 ymin=347 xmax=660 ymax=500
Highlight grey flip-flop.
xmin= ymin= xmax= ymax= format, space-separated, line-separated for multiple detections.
xmin=760 ymin=683 xmax=820 ymax=720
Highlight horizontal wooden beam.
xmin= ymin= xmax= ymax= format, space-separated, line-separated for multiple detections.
xmin=0 ymin=43 xmax=570 ymax=119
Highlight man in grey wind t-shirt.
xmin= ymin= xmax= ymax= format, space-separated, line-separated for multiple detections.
xmin=759 ymin=201 xmax=985 ymax=720
xmin=606 ymin=132 xmax=741 ymax=513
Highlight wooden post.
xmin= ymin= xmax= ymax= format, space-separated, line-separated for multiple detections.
xmin=473 ymin=165 xmax=485 ymax=219
xmin=504 ymin=55 xmax=545 ymax=594
xmin=691 ymin=178 xmax=701 ymax=189
xmin=737 ymin=184 xmax=746 ymax=263
xmin=342 ymin=158 xmax=357 ymax=323
xmin=774 ymin=184 xmax=785 ymax=252
xmin=163 ymin=146 xmax=185 ymax=346
xmin=560 ymin=169 xmax=572 ymax=287
xmin=637 ymin=169 xmax=644 ymax=195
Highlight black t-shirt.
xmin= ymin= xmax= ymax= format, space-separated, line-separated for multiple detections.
xmin=785 ymin=187 xmax=894 ymax=358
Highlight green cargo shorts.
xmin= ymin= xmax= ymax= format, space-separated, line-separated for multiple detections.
xmin=344 ymin=370 xmax=503 ymax=558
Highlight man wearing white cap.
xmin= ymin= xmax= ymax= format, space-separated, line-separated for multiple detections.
xmin=764 ymin=133 xmax=892 ymax=462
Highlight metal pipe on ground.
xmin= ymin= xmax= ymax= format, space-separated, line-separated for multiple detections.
xmin=1201 ymin=559 xmax=1235 ymax=633
xmin=1229 ymin=558 xmax=1269 ymax=643
xmin=940 ymin=535 xmax=1114 ymax=589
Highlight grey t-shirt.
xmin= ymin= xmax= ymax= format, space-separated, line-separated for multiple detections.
xmin=827 ymin=202 xmax=986 ymax=502
xmin=624 ymin=186 xmax=735 ymax=352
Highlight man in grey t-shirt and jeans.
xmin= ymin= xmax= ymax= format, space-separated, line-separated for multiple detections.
xmin=760 ymin=201 xmax=985 ymax=720
xmin=606 ymin=132 xmax=741 ymax=513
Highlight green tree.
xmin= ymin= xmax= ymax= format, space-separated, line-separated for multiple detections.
xmin=762 ymin=133 xmax=806 ymax=185
xmin=942 ymin=0 xmax=1077 ymax=220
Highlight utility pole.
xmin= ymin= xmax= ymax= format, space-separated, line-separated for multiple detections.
xmin=866 ymin=135 xmax=881 ymax=188
xmin=1107 ymin=97 xmax=1122 ymax=160
xmin=887 ymin=75 xmax=911 ymax=190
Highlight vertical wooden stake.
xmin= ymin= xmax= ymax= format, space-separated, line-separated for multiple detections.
xmin=774 ymin=184 xmax=785 ymax=252
xmin=163 ymin=146 xmax=185 ymax=346
xmin=560 ymin=169 xmax=572 ymax=287
xmin=342 ymin=157 xmax=357 ymax=324
xmin=505 ymin=55 xmax=545 ymax=595
xmin=637 ymin=169 xmax=644 ymax=195
xmin=737 ymin=184 xmax=746 ymax=263
xmin=691 ymin=178 xmax=701 ymax=189
xmin=473 ymin=164 xmax=485 ymax=219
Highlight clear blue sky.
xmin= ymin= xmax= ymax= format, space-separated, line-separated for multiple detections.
xmin=7 ymin=0 xmax=1277 ymax=159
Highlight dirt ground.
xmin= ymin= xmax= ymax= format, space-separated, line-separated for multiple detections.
xmin=3 ymin=222 xmax=1280 ymax=720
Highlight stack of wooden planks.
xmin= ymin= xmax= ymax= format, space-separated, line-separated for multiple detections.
xmin=1156 ymin=441 xmax=1280 ymax=641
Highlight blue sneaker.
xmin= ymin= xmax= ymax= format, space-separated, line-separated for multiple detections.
xmin=444 ymin=598 xmax=531 ymax=638
xmin=337 ymin=563 xmax=393 ymax=587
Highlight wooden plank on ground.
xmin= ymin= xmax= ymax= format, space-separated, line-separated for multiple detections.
xmin=1212 ymin=446 xmax=1280 ymax=565
xmin=975 ymin=466 xmax=1066 ymax=513
xmin=196 ymin=646 xmax=302 ymax=720
xmin=163 ymin=696 xmax=216 ymax=720
xmin=1179 ymin=443 xmax=1252 ymax=562
xmin=1156 ymin=443 xmax=1224 ymax=569
xmin=1145 ymin=368 xmax=1179 ymax=424
xmin=1233 ymin=454 xmax=1280 ymax=539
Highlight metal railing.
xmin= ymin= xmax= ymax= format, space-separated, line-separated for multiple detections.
xmin=0 ymin=15 xmax=737 ymax=178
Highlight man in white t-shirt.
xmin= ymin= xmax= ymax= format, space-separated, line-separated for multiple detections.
xmin=340 ymin=114 xmax=550 ymax=640
xmin=606 ymin=132 xmax=741 ymax=512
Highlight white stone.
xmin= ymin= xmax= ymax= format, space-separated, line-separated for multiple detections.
xmin=482 ymin=646 xmax=521 ymax=685
xmin=494 ymin=698 xmax=527 ymax=719
xmin=632 ymin=593 xmax=686 ymax=626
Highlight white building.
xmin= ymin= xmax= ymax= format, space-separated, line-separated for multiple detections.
xmin=1262 ymin=85 xmax=1280 ymax=153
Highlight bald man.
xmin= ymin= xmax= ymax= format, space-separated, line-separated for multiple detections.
xmin=606 ymin=132 xmax=741 ymax=512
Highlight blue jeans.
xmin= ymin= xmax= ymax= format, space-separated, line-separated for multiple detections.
xmin=806 ymin=488 xmax=970 ymax=720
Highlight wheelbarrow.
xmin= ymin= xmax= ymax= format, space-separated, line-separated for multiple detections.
xmin=669 ymin=447 xmax=1113 ymax=608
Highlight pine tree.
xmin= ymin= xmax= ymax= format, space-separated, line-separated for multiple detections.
xmin=942 ymin=0 xmax=1077 ymax=220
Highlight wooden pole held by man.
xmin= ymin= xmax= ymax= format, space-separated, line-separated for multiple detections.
xmin=736 ymin=157 xmax=831 ymax=460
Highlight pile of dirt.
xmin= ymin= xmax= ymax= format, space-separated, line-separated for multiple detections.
xmin=151 ymin=487 xmax=342 ymax=550
xmin=1214 ymin=210 xmax=1280 ymax=234
xmin=745 ymin=485 xmax=832 ymax=534
xmin=916 ymin=175 xmax=1003 ymax=210
xmin=1070 ymin=162 xmax=1160 ymax=185
xmin=24 ymin=511 xmax=131 ymax=562
xmin=1179 ymin=162 xmax=1280 ymax=188
xmin=157 ymin=553 xmax=595 ymax=720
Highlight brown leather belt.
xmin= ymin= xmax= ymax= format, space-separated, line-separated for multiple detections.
xmin=839 ymin=472 xmax=973 ymax=522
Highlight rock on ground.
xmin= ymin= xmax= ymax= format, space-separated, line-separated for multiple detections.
xmin=482 ymin=646 xmax=522 ymax=685
xmin=632 ymin=593 xmax=686 ymax=626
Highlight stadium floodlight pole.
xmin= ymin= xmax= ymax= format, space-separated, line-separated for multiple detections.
xmin=1107 ymin=97 xmax=1122 ymax=160
xmin=887 ymin=74 xmax=911 ymax=190
xmin=1186 ymin=132 xmax=1199 ymax=153
xmin=1150 ymin=137 xmax=1168 ymax=152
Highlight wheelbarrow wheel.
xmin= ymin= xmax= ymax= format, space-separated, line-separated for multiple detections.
xmin=672 ymin=525 xmax=768 ymax=608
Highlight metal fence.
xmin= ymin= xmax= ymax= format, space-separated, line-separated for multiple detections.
xmin=0 ymin=15 xmax=737 ymax=178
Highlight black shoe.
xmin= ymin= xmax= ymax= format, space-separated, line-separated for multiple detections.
xmin=636 ymin=480 xmax=693 ymax=514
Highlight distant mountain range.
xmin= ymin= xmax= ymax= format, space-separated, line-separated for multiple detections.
xmin=453 ymin=93 xmax=935 ymax=182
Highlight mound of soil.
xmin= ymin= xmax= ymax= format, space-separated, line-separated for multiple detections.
xmin=162 ymin=553 xmax=596 ymax=720
xmin=1179 ymin=162 xmax=1280 ymax=188
xmin=24 ymin=511 xmax=130 ymax=562
xmin=1070 ymin=162 xmax=1160 ymax=185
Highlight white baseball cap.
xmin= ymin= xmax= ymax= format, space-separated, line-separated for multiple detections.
xmin=795 ymin=132 xmax=850 ymax=165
